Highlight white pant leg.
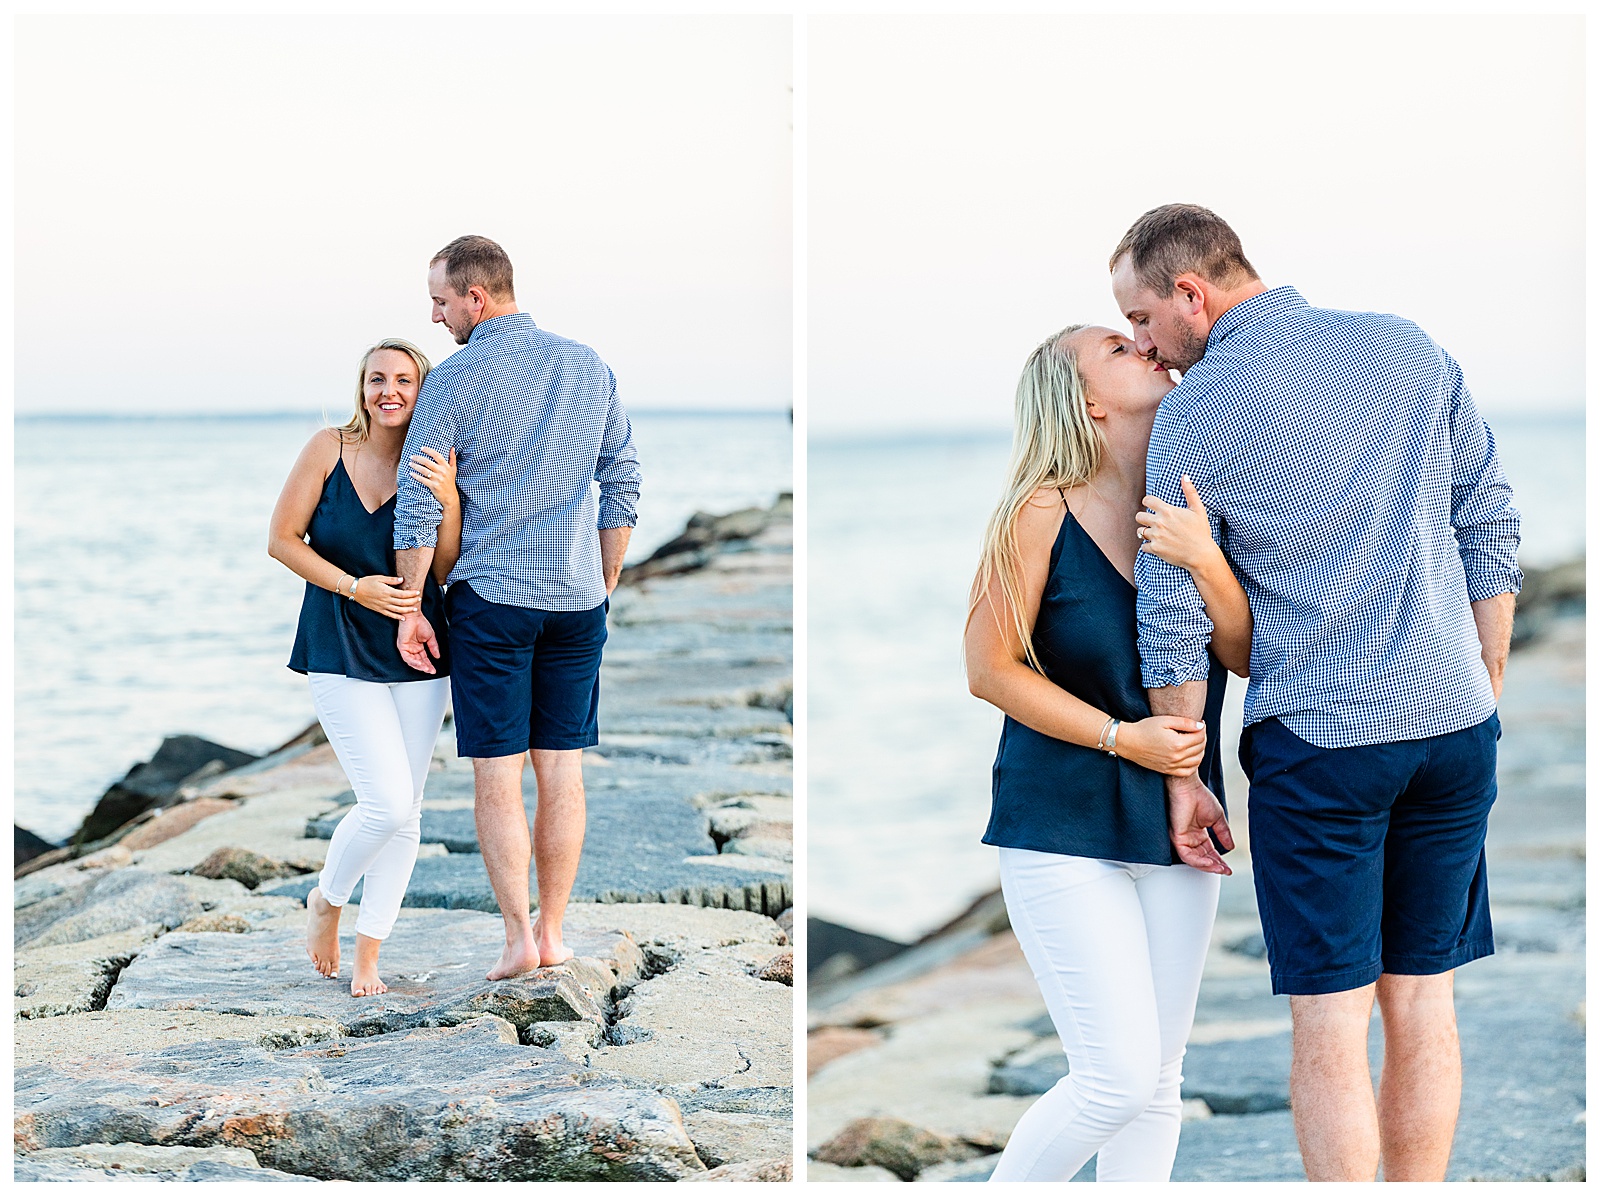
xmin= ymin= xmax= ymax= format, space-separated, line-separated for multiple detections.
xmin=309 ymin=674 xmax=449 ymax=940
xmin=988 ymin=850 xmax=1164 ymax=1183
xmin=1094 ymin=863 xmax=1221 ymax=1182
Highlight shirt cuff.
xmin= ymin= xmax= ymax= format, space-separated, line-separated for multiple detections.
xmin=1465 ymin=564 xmax=1523 ymax=604
xmin=393 ymin=527 xmax=440 ymax=551
xmin=598 ymin=505 xmax=639 ymax=529
xmin=1139 ymin=659 xmax=1214 ymax=690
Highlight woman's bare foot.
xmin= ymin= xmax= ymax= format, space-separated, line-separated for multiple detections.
xmin=533 ymin=914 xmax=573 ymax=968
xmin=350 ymin=933 xmax=388 ymax=997
xmin=305 ymin=887 xmax=341 ymax=978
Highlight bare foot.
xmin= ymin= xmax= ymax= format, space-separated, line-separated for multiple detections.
xmin=533 ymin=914 xmax=574 ymax=967
xmin=305 ymin=887 xmax=341 ymax=978
xmin=350 ymin=933 xmax=388 ymax=997
xmin=486 ymin=935 xmax=543 ymax=981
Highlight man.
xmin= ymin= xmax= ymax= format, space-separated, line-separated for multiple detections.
xmin=393 ymin=234 xmax=641 ymax=981
xmin=1110 ymin=205 xmax=1520 ymax=1182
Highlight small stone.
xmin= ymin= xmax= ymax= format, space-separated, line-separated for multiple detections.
xmin=814 ymin=1116 xmax=984 ymax=1181
xmin=756 ymin=950 xmax=793 ymax=985
xmin=693 ymin=1157 xmax=793 ymax=1182
xmin=192 ymin=846 xmax=305 ymax=890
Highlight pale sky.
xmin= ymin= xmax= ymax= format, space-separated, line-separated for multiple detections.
xmin=810 ymin=14 xmax=1585 ymax=433
xmin=16 ymin=15 xmax=792 ymax=414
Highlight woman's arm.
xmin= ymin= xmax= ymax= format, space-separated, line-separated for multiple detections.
xmin=268 ymin=431 xmax=421 ymax=619
xmin=965 ymin=489 xmax=1207 ymax=776
xmin=409 ymin=447 xmax=460 ymax=584
xmin=1137 ymin=476 xmax=1251 ymax=676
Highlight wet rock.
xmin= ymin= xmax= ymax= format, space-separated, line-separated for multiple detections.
xmin=683 ymin=1108 xmax=793 ymax=1168
xmin=14 ymin=925 xmax=160 ymax=1018
xmin=756 ymin=950 xmax=793 ymax=985
xmin=107 ymin=909 xmax=639 ymax=1038
xmin=17 ymin=869 xmax=205 ymax=949
xmin=15 ymin=1017 xmax=705 ymax=1181
xmin=120 ymin=797 xmax=239 ymax=851
xmin=815 ymin=1115 xmax=986 ymax=1181
xmin=74 ymin=735 xmax=259 ymax=846
xmin=695 ymin=1157 xmax=793 ymax=1182
xmin=192 ymin=845 xmax=308 ymax=889
xmin=620 ymin=505 xmax=778 ymax=584
xmin=15 ymin=824 xmax=57 ymax=866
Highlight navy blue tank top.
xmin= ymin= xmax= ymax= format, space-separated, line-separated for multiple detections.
xmin=288 ymin=450 xmax=450 ymax=683
xmin=983 ymin=505 xmax=1227 ymax=865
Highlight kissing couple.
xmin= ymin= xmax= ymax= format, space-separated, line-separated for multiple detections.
xmin=965 ymin=204 xmax=1520 ymax=1181
xmin=269 ymin=234 xmax=642 ymax=996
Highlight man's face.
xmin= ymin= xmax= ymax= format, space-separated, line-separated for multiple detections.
xmin=429 ymin=262 xmax=479 ymax=345
xmin=1110 ymin=256 xmax=1210 ymax=374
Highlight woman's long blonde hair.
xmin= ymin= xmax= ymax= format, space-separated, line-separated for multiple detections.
xmin=331 ymin=338 xmax=433 ymax=443
xmin=967 ymin=324 xmax=1103 ymax=673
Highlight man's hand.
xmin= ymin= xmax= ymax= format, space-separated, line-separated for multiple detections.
xmin=1470 ymin=591 xmax=1515 ymax=702
xmin=397 ymin=611 xmax=441 ymax=675
xmin=1167 ymin=773 xmax=1234 ymax=875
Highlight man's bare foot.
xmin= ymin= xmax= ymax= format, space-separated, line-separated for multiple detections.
xmin=486 ymin=933 xmax=542 ymax=981
xmin=533 ymin=914 xmax=574 ymax=967
xmin=350 ymin=933 xmax=388 ymax=997
xmin=305 ymin=887 xmax=341 ymax=978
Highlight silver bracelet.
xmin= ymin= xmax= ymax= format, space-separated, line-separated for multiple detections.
xmin=333 ymin=573 xmax=349 ymax=595
xmin=1106 ymin=719 xmax=1121 ymax=758
xmin=349 ymin=576 xmax=360 ymax=597
xmin=1096 ymin=716 xmax=1115 ymax=751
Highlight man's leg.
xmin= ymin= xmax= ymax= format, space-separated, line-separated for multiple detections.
xmin=473 ymin=752 xmax=539 ymax=980
xmin=1375 ymin=971 xmax=1460 ymax=1179
xmin=529 ymin=748 xmax=585 ymax=965
xmin=1289 ymin=985 xmax=1380 ymax=1181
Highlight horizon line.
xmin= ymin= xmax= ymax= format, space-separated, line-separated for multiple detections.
xmin=16 ymin=406 xmax=792 ymax=422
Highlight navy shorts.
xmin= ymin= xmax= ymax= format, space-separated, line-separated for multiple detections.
xmin=444 ymin=582 xmax=608 ymax=758
xmin=1239 ymin=713 xmax=1499 ymax=996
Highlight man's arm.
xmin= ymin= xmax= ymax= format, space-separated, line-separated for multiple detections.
xmin=1472 ymin=592 xmax=1515 ymax=702
xmin=594 ymin=368 xmax=642 ymax=533
xmin=394 ymin=373 xmax=455 ymax=558
xmin=1137 ymin=410 xmax=1234 ymax=873
xmin=599 ymin=527 xmax=632 ymax=594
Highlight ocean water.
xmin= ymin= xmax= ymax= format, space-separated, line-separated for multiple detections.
xmin=14 ymin=410 xmax=791 ymax=843
xmin=809 ymin=413 xmax=1584 ymax=942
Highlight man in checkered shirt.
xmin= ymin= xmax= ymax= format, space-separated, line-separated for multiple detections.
xmin=1111 ymin=205 xmax=1520 ymax=1182
xmin=394 ymin=235 xmax=641 ymax=984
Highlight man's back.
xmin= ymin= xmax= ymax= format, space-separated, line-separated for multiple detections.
xmin=394 ymin=313 xmax=641 ymax=611
xmin=1136 ymin=286 xmax=1521 ymax=748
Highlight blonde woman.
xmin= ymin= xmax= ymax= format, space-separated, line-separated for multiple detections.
xmin=269 ymin=339 xmax=462 ymax=997
xmin=964 ymin=325 xmax=1251 ymax=1182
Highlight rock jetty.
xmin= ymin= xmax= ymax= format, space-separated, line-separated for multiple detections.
xmin=806 ymin=578 xmax=1585 ymax=1183
xmin=15 ymin=497 xmax=794 ymax=1183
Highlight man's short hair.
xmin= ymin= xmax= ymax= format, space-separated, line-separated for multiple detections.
xmin=431 ymin=235 xmax=515 ymax=301
xmin=1109 ymin=204 xmax=1258 ymax=295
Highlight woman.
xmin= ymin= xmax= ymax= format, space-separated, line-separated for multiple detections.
xmin=268 ymin=338 xmax=461 ymax=997
xmin=963 ymin=324 xmax=1251 ymax=1182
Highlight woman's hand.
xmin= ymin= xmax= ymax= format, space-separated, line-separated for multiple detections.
xmin=409 ymin=446 xmax=458 ymax=508
xmin=348 ymin=576 xmax=422 ymax=619
xmin=1115 ymin=714 xmax=1207 ymax=776
xmin=1137 ymin=476 xmax=1220 ymax=573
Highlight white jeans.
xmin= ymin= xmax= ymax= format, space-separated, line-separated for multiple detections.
xmin=308 ymin=673 xmax=450 ymax=940
xmin=989 ymin=847 xmax=1221 ymax=1183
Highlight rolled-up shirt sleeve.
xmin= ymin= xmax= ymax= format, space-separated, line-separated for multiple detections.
xmin=1136 ymin=411 xmax=1217 ymax=688
xmin=594 ymin=369 xmax=641 ymax=529
xmin=394 ymin=373 xmax=455 ymax=550
xmin=1443 ymin=353 xmax=1522 ymax=602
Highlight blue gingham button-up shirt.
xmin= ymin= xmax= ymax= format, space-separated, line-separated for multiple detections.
xmin=1136 ymin=286 xmax=1522 ymax=749
xmin=394 ymin=313 xmax=641 ymax=611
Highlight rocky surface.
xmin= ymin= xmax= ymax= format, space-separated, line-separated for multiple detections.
xmin=807 ymin=610 xmax=1585 ymax=1183
xmin=15 ymin=502 xmax=794 ymax=1182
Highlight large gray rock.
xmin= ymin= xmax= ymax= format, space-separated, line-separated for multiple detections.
xmin=107 ymin=908 xmax=639 ymax=1038
xmin=16 ymin=869 xmax=205 ymax=949
xmin=683 ymin=1108 xmax=793 ymax=1169
xmin=14 ymin=1010 xmax=343 ymax=1069
xmin=15 ymin=1017 xmax=704 ymax=1181
xmin=14 ymin=925 xmax=160 ymax=1018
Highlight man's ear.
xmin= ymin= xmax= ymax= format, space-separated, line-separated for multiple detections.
xmin=1171 ymin=274 xmax=1208 ymax=317
xmin=467 ymin=285 xmax=490 ymax=313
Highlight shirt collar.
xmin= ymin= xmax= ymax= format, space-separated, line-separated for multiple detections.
xmin=467 ymin=311 xmax=536 ymax=344
xmin=1206 ymin=285 xmax=1306 ymax=351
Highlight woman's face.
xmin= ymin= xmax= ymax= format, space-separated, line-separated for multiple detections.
xmin=362 ymin=349 xmax=422 ymax=430
xmin=1069 ymin=325 xmax=1176 ymax=421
